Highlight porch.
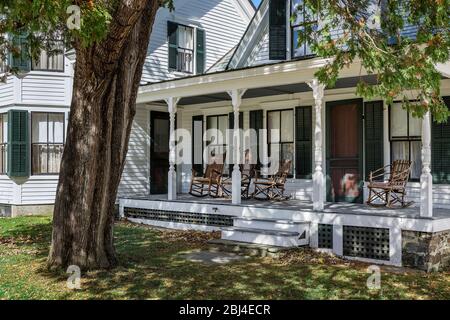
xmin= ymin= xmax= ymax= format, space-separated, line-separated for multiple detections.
xmin=119 ymin=194 xmax=450 ymax=269
xmin=133 ymin=57 xmax=450 ymax=218
xmin=120 ymin=58 xmax=450 ymax=270
xmin=121 ymin=194 xmax=450 ymax=220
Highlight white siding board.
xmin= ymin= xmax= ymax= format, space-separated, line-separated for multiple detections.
xmin=0 ymin=177 xmax=13 ymax=203
xmin=0 ymin=76 xmax=15 ymax=106
xmin=20 ymin=178 xmax=59 ymax=204
xmin=118 ymin=108 xmax=150 ymax=198
xmin=141 ymin=0 xmax=249 ymax=84
xmin=21 ymin=75 xmax=68 ymax=104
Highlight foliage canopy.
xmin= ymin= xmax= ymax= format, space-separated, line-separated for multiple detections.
xmin=295 ymin=0 xmax=450 ymax=122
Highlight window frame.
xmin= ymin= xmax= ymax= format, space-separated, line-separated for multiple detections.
xmin=290 ymin=0 xmax=318 ymax=60
xmin=173 ymin=23 xmax=195 ymax=74
xmin=388 ymin=101 xmax=422 ymax=181
xmin=30 ymin=40 xmax=65 ymax=73
xmin=266 ymin=109 xmax=295 ymax=178
xmin=31 ymin=112 xmax=65 ymax=176
xmin=206 ymin=114 xmax=229 ymax=173
xmin=0 ymin=113 xmax=7 ymax=175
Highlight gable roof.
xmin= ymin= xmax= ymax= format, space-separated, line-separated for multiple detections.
xmin=226 ymin=0 xmax=269 ymax=70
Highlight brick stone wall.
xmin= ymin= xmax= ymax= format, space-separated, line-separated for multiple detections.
xmin=402 ymin=230 xmax=450 ymax=272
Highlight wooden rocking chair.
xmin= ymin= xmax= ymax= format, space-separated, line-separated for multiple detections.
xmin=189 ymin=154 xmax=225 ymax=198
xmin=252 ymin=160 xmax=292 ymax=200
xmin=220 ymin=164 xmax=256 ymax=199
xmin=366 ymin=159 xmax=413 ymax=208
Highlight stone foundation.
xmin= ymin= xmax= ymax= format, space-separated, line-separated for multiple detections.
xmin=402 ymin=230 xmax=450 ymax=272
xmin=10 ymin=205 xmax=54 ymax=218
xmin=0 ymin=205 xmax=11 ymax=217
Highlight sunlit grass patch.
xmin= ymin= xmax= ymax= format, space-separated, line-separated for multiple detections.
xmin=0 ymin=216 xmax=449 ymax=300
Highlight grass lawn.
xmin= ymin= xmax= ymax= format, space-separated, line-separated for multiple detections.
xmin=0 ymin=216 xmax=449 ymax=300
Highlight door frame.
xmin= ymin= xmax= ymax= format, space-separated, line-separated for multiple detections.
xmin=150 ymin=110 xmax=170 ymax=194
xmin=325 ymin=98 xmax=364 ymax=203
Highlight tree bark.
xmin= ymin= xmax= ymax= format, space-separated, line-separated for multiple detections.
xmin=48 ymin=0 xmax=160 ymax=270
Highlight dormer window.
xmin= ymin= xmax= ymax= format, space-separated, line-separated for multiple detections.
xmin=291 ymin=0 xmax=317 ymax=58
xmin=177 ymin=25 xmax=194 ymax=73
xmin=32 ymin=41 xmax=64 ymax=72
xmin=10 ymin=36 xmax=64 ymax=72
xmin=168 ymin=21 xmax=205 ymax=74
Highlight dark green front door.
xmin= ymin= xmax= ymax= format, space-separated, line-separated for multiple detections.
xmin=150 ymin=111 xmax=170 ymax=194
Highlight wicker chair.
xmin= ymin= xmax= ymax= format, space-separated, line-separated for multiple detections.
xmin=252 ymin=160 xmax=292 ymax=200
xmin=189 ymin=154 xmax=225 ymax=197
xmin=366 ymin=159 xmax=413 ymax=208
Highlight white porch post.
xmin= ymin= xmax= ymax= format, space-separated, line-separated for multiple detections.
xmin=227 ymin=89 xmax=246 ymax=205
xmin=307 ymin=79 xmax=326 ymax=211
xmin=166 ymin=97 xmax=180 ymax=201
xmin=420 ymin=111 xmax=433 ymax=217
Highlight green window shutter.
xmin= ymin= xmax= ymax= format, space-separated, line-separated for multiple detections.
xmin=192 ymin=115 xmax=204 ymax=175
xmin=269 ymin=0 xmax=287 ymax=60
xmin=295 ymin=106 xmax=312 ymax=179
xmin=11 ymin=35 xmax=30 ymax=72
xmin=431 ymin=97 xmax=450 ymax=184
xmin=364 ymin=101 xmax=384 ymax=180
xmin=167 ymin=21 xmax=178 ymax=70
xmin=228 ymin=112 xmax=243 ymax=172
xmin=7 ymin=110 xmax=29 ymax=177
xmin=196 ymin=29 xmax=205 ymax=74
xmin=249 ymin=110 xmax=263 ymax=166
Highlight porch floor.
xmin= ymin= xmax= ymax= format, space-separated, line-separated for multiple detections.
xmin=123 ymin=194 xmax=450 ymax=220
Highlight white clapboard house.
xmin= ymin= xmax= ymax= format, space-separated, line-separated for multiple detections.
xmin=0 ymin=0 xmax=255 ymax=214
xmin=1 ymin=0 xmax=450 ymax=271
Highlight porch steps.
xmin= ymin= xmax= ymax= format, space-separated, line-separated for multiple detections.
xmin=208 ymin=239 xmax=293 ymax=258
xmin=234 ymin=217 xmax=306 ymax=233
xmin=220 ymin=217 xmax=310 ymax=247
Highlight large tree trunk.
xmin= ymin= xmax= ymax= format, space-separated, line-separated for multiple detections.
xmin=48 ymin=1 xmax=160 ymax=270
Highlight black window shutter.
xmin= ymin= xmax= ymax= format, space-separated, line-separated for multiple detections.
xmin=196 ymin=29 xmax=205 ymax=74
xmin=432 ymin=97 xmax=450 ymax=184
xmin=167 ymin=21 xmax=178 ymax=70
xmin=269 ymin=0 xmax=287 ymax=60
xmin=228 ymin=112 xmax=244 ymax=172
xmin=7 ymin=110 xmax=30 ymax=177
xmin=364 ymin=101 xmax=384 ymax=180
xmin=295 ymin=106 xmax=312 ymax=179
xmin=250 ymin=110 xmax=264 ymax=166
xmin=192 ymin=115 xmax=204 ymax=176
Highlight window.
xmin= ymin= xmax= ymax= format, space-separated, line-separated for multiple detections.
xmin=32 ymin=41 xmax=64 ymax=71
xmin=168 ymin=22 xmax=205 ymax=74
xmin=291 ymin=0 xmax=317 ymax=58
xmin=390 ymin=102 xmax=422 ymax=180
xmin=0 ymin=60 xmax=7 ymax=74
xmin=0 ymin=114 xmax=7 ymax=174
xmin=168 ymin=22 xmax=195 ymax=73
xmin=267 ymin=109 xmax=294 ymax=176
xmin=206 ymin=115 xmax=228 ymax=173
xmin=177 ymin=25 xmax=194 ymax=73
xmin=31 ymin=112 xmax=65 ymax=174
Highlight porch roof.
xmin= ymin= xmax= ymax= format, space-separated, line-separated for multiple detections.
xmin=137 ymin=57 xmax=368 ymax=105
xmin=174 ymin=75 xmax=378 ymax=106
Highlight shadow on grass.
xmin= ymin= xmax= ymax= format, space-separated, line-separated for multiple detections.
xmin=37 ymin=223 xmax=373 ymax=300
xmin=2 ymin=218 xmax=449 ymax=300
xmin=0 ymin=216 xmax=52 ymax=257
